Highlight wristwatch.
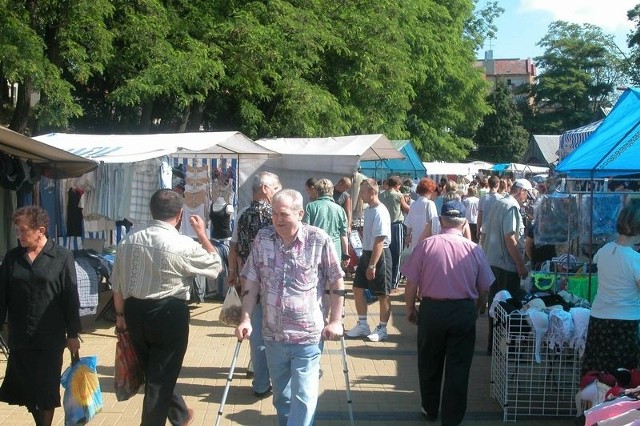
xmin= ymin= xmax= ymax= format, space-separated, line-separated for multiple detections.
xmin=367 ymin=264 xmax=376 ymax=269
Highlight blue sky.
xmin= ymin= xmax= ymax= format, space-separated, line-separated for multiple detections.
xmin=479 ymin=0 xmax=638 ymax=60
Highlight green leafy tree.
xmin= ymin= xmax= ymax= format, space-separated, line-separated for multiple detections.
xmin=530 ymin=21 xmax=624 ymax=133
xmin=474 ymin=81 xmax=529 ymax=163
xmin=2 ymin=0 xmax=496 ymax=164
xmin=406 ymin=0 xmax=492 ymax=161
xmin=73 ymin=0 xmax=225 ymax=133
xmin=0 ymin=0 xmax=113 ymax=132
xmin=625 ymin=4 xmax=640 ymax=84
xmin=465 ymin=1 xmax=504 ymax=52
xmin=203 ymin=0 xmax=492 ymax=161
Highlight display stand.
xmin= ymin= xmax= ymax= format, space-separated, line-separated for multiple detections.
xmin=490 ymin=304 xmax=581 ymax=422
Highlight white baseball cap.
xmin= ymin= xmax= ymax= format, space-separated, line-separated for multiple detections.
xmin=514 ymin=179 xmax=534 ymax=200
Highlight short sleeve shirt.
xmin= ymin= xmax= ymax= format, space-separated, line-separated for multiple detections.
xmin=401 ymin=228 xmax=494 ymax=299
xmin=591 ymin=242 xmax=640 ymax=320
xmin=379 ymin=190 xmax=404 ymax=222
xmin=362 ymin=203 xmax=391 ymax=250
xmin=482 ymin=195 xmax=524 ymax=272
xmin=241 ymin=224 xmax=344 ymax=344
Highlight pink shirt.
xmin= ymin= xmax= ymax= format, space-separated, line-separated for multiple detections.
xmin=242 ymin=223 xmax=344 ymax=344
xmin=401 ymin=228 xmax=494 ymax=299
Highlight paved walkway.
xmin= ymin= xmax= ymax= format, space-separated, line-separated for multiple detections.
xmin=0 ymin=281 xmax=578 ymax=425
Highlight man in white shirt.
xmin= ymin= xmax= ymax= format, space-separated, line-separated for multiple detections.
xmin=112 ymin=189 xmax=222 ymax=425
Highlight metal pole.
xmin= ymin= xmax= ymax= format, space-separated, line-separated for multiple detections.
xmin=340 ymin=334 xmax=355 ymax=426
xmin=215 ymin=339 xmax=243 ymax=426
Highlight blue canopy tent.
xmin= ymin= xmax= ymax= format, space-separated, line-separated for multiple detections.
xmin=359 ymin=139 xmax=423 ymax=180
xmin=556 ymin=88 xmax=640 ymax=178
xmin=555 ymin=89 xmax=640 ymax=300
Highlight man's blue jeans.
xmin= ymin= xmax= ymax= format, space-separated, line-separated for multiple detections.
xmin=264 ymin=340 xmax=322 ymax=426
xmin=250 ymin=302 xmax=271 ymax=393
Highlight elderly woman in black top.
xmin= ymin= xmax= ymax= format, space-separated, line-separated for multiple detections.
xmin=0 ymin=206 xmax=81 ymax=426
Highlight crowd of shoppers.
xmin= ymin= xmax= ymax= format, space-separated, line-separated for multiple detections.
xmin=8 ymin=167 xmax=633 ymax=426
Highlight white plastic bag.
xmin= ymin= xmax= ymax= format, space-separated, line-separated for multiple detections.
xmin=219 ymin=286 xmax=243 ymax=326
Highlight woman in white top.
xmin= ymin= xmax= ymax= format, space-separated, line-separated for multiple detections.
xmin=403 ymin=178 xmax=438 ymax=250
xmin=582 ymin=198 xmax=640 ymax=374
xmin=463 ymin=186 xmax=480 ymax=243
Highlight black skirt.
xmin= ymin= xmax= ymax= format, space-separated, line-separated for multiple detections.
xmin=582 ymin=316 xmax=640 ymax=374
xmin=0 ymin=347 xmax=65 ymax=411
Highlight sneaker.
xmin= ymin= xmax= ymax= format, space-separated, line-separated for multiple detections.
xmin=345 ymin=323 xmax=371 ymax=338
xmin=367 ymin=325 xmax=388 ymax=342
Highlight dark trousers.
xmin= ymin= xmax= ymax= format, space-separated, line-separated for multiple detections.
xmin=125 ymin=297 xmax=190 ymax=426
xmin=468 ymin=223 xmax=478 ymax=243
xmin=418 ymin=298 xmax=477 ymax=426
xmin=487 ymin=266 xmax=522 ymax=352
xmin=389 ymin=222 xmax=405 ymax=287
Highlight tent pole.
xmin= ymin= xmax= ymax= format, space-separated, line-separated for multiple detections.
xmin=587 ymin=172 xmax=594 ymax=301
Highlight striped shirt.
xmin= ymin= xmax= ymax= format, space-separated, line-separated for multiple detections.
xmin=111 ymin=220 xmax=222 ymax=300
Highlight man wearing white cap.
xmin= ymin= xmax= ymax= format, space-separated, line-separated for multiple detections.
xmin=481 ymin=178 xmax=534 ymax=354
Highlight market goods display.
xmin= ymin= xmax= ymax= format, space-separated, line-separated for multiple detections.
xmin=534 ymin=194 xmax=578 ymax=245
xmin=579 ymin=193 xmax=623 ymax=244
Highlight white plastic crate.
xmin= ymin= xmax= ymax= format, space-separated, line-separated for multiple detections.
xmin=490 ymin=303 xmax=582 ymax=422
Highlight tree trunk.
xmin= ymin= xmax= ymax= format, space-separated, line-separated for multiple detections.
xmin=178 ymin=107 xmax=191 ymax=133
xmin=9 ymin=78 xmax=33 ymax=133
xmin=139 ymin=100 xmax=154 ymax=133
xmin=186 ymin=101 xmax=205 ymax=132
xmin=0 ymin=69 xmax=9 ymax=104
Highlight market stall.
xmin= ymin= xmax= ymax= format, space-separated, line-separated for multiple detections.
xmin=1 ymin=126 xmax=98 ymax=254
xmin=359 ymin=139 xmax=424 ymax=180
xmin=491 ymin=88 xmax=640 ymax=422
xmin=422 ymin=160 xmax=493 ymax=183
xmin=254 ymin=134 xmax=404 ymax=203
xmin=491 ymin=162 xmax=549 ymax=177
xmin=556 ymin=120 xmax=603 ymax=161
xmin=34 ymin=131 xmax=278 ymax=302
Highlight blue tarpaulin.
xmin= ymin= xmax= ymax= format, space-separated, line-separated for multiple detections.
xmin=359 ymin=140 xmax=425 ymax=180
xmin=556 ymin=88 xmax=640 ymax=178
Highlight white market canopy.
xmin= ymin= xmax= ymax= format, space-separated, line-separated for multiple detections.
xmin=255 ymin=134 xmax=404 ymax=175
xmin=491 ymin=162 xmax=549 ymax=174
xmin=1 ymin=126 xmax=98 ymax=178
xmin=423 ymin=161 xmax=493 ymax=177
xmin=33 ymin=131 xmax=275 ymax=163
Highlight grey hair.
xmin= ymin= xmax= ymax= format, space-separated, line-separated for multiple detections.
xmin=272 ymin=189 xmax=304 ymax=211
xmin=440 ymin=216 xmax=467 ymax=228
xmin=442 ymin=192 xmax=461 ymax=202
xmin=252 ymin=171 xmax=280 ymax=193
xmin=314 ymin=178 xmax=334 ymax=197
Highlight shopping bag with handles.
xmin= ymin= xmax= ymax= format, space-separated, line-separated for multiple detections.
xmin=61 ymin=353 xmax=103 ymax=425
xmin=114 ymin=329 xmax=145 ymax=401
